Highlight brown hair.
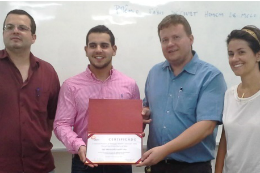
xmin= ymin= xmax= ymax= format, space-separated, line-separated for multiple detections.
xmin=227 ymin=25 xmax=260 ymax=70
xmin=158 ymin=14 xmax=192 ymax=40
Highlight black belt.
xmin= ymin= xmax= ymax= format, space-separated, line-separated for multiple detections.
xmin=158 ymin=159 xmax=211 ymax=165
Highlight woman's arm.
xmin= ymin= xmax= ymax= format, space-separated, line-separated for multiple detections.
xmin=215 ymin=127 xmax=227 ymax=173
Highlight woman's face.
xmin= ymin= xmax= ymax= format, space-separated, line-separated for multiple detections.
xmin=228 ymin=39 xmax=260 ymax=77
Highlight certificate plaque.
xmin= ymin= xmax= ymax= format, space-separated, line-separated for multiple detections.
xmin=87 ymin=99 xmax=143 ymax=164
xmin=86 ymin=134 xmax=142 ymax=164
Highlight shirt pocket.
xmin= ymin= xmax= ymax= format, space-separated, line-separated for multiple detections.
xmin=36 ymin=90 xmax=49 ymax=113
xmin=29 ymin=86 xmax=49 ymax=113
xmin=174 ymin=91 xmax=197 ymax=119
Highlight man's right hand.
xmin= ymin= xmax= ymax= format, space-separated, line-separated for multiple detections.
xmin=142 ymin=107 xmax=152 ymax=124
xmin=78 ymin=145 xmax=98 ymax=168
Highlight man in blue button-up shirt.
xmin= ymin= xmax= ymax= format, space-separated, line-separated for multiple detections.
xmin=137 ymin=14 xmax=226 ymax=173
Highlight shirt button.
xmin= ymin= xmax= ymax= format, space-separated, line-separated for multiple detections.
xmin=169 ymin=94 xmax=172 ymax=97
xmin=166 ymin=111 xmax=169 ymax=113
xmin=163 ymin=126 xmax=166 ymax=129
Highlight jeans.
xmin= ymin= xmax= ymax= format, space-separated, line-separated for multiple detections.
xmin=145 ymin=160 xmax=212 ymax=173
xmin=71 ymin=155 xmax=132 ymax=173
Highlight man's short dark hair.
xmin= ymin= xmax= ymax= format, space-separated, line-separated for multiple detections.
xmin=86 ymin=25 xmax=115 ymax=46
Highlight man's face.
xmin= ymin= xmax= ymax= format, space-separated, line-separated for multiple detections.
xmin=85 ymin=32 xmax=117 ymax=70
xmin=3 ymin=14 xmax=36 ymax=52
xmin=159 ymin=24 xmax=193 ymax=67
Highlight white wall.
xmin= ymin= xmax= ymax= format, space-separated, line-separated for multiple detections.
xmin=1 ymin=1 xmax=259 ymax=172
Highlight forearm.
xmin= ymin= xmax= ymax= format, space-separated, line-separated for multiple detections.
xmin=215 ymin=128 xmax=227 ymax=173
xmin=53 ymin=82 xmax=86 ymax=153
xmin=54 ymin=123 xmax=85 ymax=153
xmin=163 ymin=120 xmax=217 ymax=154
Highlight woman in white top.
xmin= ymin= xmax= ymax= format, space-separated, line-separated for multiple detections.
xmin=215 ymin=25 xmax=260 ymax=173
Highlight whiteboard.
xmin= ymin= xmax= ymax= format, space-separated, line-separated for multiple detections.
xmin=1 ymin=1 xmax=259 ymax=150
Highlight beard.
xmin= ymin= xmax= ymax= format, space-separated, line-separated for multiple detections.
xmin=89 ymin=58 xmax=112 ymax=69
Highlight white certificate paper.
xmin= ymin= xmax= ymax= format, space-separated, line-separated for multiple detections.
xmin=86 ymin=134 xmax=142 ymax=164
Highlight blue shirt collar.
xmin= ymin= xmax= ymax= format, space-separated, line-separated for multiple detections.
xmin=162 ymin=50 xmax=199 ymax=75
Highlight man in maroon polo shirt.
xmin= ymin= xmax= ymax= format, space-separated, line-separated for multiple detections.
xmin=0 ymin=9 xmax=60 ymax=173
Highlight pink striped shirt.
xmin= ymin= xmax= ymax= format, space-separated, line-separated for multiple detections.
xmin=53 ymin=66 xmax=140 ymax=153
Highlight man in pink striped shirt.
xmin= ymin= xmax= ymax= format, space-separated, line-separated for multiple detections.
xmin=54 ymin=25 xmax=140 ymax=173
